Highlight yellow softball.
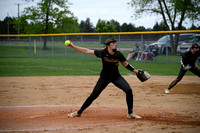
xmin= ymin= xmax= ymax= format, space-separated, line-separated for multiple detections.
xmin=65 ymin=40 xmax=71 ymax=46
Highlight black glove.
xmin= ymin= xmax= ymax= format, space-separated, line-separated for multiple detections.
xmin=137 ymin=70 xmax=151 ymax=82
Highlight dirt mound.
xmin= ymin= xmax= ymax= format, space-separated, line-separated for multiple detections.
xmin=0 ymin=76 xmax=200 ymax=133
xmin=0 ymin=105 xmax=199 ymax=132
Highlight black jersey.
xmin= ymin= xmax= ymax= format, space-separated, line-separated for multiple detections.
xmin=94 ymin=48 xmax=126 ymax=80
xmin=198 ymin=46 xmax=200 ymax=56
xmin=182 ymin=50 xmax=199 ymax=67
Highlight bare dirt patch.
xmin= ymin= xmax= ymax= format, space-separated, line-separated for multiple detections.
xmin=0 ymin=76 xmax=200 ymax=133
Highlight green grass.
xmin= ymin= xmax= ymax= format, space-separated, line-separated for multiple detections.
xmin=0 ymin=57 xmax=196 ymax=76
xmin=0 ymin=58 xmax=100 ymax=76
xmin=0 ymin=44 xmax=197 ymax=76
xmin=0 ymin=45 xmax=29 ymax=58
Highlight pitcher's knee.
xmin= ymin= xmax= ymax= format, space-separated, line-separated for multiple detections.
xmin=176 ymin=78 xmax=182 ymax=82
xmin=125 ymin=89 xmax=133 ymax=96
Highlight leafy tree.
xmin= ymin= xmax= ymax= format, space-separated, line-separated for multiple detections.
xmin=153 ymin=21 xmax=168 ymax=31
xmin=12 ymin=15 xmax=29 ymax=34
xmin=109 ymin=19 xmax=121 ymax=32
xmin=0 ymin=17 xmax=17 ymax=34
xmin=55 ymin=16 xmax=79 ymax=33
xmin=95 ymin=19 xmax=117 ymax=43
xmin=79 ymin=18 xmax=94 ymax=32
xmin=121 ymin=23 xmax=128 ymax=32
xmin=136 ymin=26 xmax=146 ymax=31
xmin=153 ymin=22 xmax=160 ymax=31
xmin=95 ymin=19 xmax=117 ymax=33
xmin=121 ymin=23 xmax=137 ymax=32
xmin=189 ymin=24 xmax=200 ymax=30
xmin=0 ymin=18 xmax=9 ymax=34
xmin=22 ymin=0 xmax=78 ymax=49
xmin=128 ymin=0 xmax=200 ymax=54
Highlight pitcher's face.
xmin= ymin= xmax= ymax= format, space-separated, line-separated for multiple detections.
xmin=109 ymin=42 xmax=117 ymax=50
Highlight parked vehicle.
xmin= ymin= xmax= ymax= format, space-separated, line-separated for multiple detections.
xmin=148 ymin=33 xmax=195 ymax=54
xmin=177 ymin=34 xmax=200 ymax=55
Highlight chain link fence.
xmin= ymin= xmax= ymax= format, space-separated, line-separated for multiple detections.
xmin=0 ymin=31 xmax=199 ymax=64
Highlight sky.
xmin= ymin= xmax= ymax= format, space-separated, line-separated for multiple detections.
xmin=0 ymin=0 xmax=199 ymax=29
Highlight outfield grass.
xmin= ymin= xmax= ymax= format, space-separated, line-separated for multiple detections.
xmin=0 ymin=57 xmax=196 ymax=76
xmin=0 ymin=44 xmax=197 ymax=76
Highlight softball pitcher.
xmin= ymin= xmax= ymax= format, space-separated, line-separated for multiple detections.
xmin=67 ymin=38 xmax=142 ymax=119
xmin=165 ymin=43 xmax=200 ymax=94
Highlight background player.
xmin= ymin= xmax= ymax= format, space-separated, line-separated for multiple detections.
xmin=67 ymin=38 xmax=142 ymax=119
xmin=165 ymin=43 xmax=200 ymax=94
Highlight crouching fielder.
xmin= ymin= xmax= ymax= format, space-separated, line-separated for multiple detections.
xmin=67 ymin=38 xmax=142 ymax=119
xmin=165 ymin=43 xmax=200 ymax=94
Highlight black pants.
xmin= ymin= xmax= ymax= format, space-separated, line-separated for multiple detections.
xmin=77 ymin=75 xmax=133 ymax=114
xmin=168 ymin=66 xmax=200 ymax=90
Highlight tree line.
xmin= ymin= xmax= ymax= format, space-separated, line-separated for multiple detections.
xmin=1 ymin=16 xmax=199 ymax=35
xmin=0 ymin=0 xmax=199 ymax=34
xmin=0 ymin=0 xmax=199 ymax=52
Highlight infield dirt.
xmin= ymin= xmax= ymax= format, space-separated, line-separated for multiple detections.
xmin=0 ymin=76 xmax=200 ymax=133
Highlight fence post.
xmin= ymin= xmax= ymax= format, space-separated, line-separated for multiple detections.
xmin=81 ymin=35 xmax=83 ymax=59
xmin=52 ymin=36 xmax=54 ymax=58
xmin=34 ymin=39 xmax=36 ymax=55
xmin=40 ymin=36 xmax=42 ymax=57
xmin=166 ymin=34 xmax=169 ymax=64
xmin=65 ymin=36 xmax=67 ymax=58
xmin=141 ymin=34 xmax=144 ymax=62
xmin=99 ymin=36 xmax=101 ymax=49
xmin=29 ymin=36 xmax=32 ymax=58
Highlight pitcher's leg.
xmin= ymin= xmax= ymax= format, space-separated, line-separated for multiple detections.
xmin=189 ymin=67 xmax=200 ymax=77
xmin=166 ymin=66 xmax=186 ymax=93
xmin=77 ymin=78 xmax=109 ymax=114
xmin=112 ymin=75 xmax=133 ymax=114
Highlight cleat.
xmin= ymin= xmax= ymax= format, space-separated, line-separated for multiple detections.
xmin=127 ymin=113 xmax=142 ymax=119
xmin=68 ymin=112 xmax=81 ymax=118
xmin=165 ymin=89 xmax=169 ymax=94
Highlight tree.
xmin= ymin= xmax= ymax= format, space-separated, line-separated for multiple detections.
xmin=79 ymin=18 xmax=94 ymax=33
xmin=136 ymin=26 xmax=146 ymax=31
xmin=55 ymin=16 xmax=79 ymax=33
xmin=121 ymin=23 xmax=136 ymax=32
xmin=12 ymin=15 xmax=29 ymax=34
xmin=95 ymin=19 xmax=117 ymax=43
xmin=0 ymin=17 xmax=17 ymax=34
xmin=121 ymin=23 xmax=128 ymax=32
xmin=95 ymin=19 xmax=117 ymax=33
xmin=22 ymin=0 xmax=78 ymax=49
xmin=153 ymin=21 xmax=167 ymax=31
xmin=0 ymin=17 xmax=9 ymax=34
xmin=109 ymin=19 xmax=121 ymax=32
xmin=128 ymin=0 xmax=200 ymax=54
xmin=189 ymin=24 xmax=200 ymax=30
